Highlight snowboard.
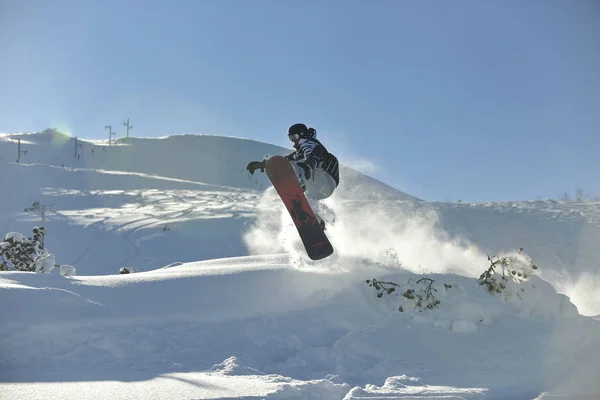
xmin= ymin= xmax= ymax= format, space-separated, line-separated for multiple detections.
xmin=265 ymin=156 xmax=334 ymax=261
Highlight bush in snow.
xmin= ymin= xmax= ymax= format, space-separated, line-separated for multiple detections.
xmin=560 ymin=187 xmax=597 ymax=202
xmin=0 ymin=226 xmax=56 ymax=273
xmin=366 ymin=277 xmax=448 ymax=312
xmin=478 ymin=248 xmax=538 ymax=295
xmin=119 ymin=266 xmax=134 ymax=274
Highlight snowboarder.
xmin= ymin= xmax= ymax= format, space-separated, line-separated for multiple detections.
xmin=247 ymin=123 xmax=339 ymax=230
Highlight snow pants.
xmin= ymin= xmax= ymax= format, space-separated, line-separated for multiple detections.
xmin=290 ymin=162 xmax=337 ymax=201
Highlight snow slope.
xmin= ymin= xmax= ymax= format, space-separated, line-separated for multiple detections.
xmin=1 ymin=129 xmax=600 ymax=399
xmin=0 ymin=129 xmax=420 ymax=273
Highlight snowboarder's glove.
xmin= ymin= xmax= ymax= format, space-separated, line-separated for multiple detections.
xmin=246 ymin=160 xmax=266 ymax=175
xmin=296 ymin=162 xmax=312 ymax=180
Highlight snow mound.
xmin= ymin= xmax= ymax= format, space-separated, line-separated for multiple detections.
xmin=59 ymin=265 xmax=76 ymax=276
xmin=4 ymin=252 xmax=597 ymax=399
xmin=210 ymin=356 xmax=265 ymax=376
xmin=344 ymin=375 xmax=487 ymax=399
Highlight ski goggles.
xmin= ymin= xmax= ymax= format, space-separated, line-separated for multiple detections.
xmin=288 ymin=133 xmax=300 ymax=141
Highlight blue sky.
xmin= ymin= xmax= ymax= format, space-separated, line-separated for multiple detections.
xmin=1 ymin=0 xmax=598 ymax=201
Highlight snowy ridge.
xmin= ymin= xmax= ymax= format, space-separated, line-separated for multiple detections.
xmin=0 ymin=129 xmax=418 ymax=200
xmin=1 ymin=129 xmax=600 ymax=399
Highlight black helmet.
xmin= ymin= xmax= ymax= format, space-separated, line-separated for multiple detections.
xmin=288 ymin=123 xmax=317 ymax=142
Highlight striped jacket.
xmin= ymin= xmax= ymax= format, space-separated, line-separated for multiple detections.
xmin=285 ymin=138 xmax=339 ymax=186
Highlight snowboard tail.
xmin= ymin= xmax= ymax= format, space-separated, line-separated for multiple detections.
xmin=265 ymin=156 xmax=334 ymax=260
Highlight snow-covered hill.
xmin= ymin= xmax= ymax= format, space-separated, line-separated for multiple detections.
xmin=1 ymin=129 xmax=599 ymax=399
xmin=0 ymin=129 xmax=420 ymax=272
xmin=1 ymin=129 xmax=418 ymax=200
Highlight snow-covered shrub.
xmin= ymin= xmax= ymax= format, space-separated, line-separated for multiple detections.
xmin=366 ymin=277 xmax=447 ymax=312
xmin=478 ymin=248 xmax=538 ymax=295
xmin=0 ymin=227 xmax=56 ymax=273
xmin=60 ymin=265 xmax=76 ymax=277
xmin=119 ymin=266 xmax=134 ymax=274
xmin=400 ymin=278 xmax=443 ymax=311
